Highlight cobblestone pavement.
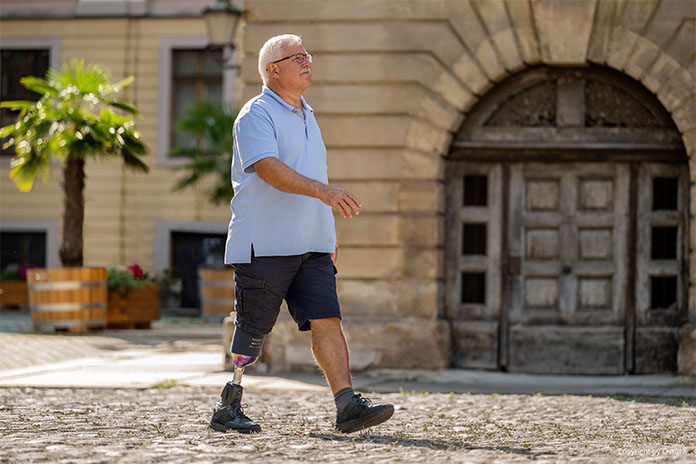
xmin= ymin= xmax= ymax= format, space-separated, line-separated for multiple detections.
xmin=1 ymin=387 xmax=694 ymax=463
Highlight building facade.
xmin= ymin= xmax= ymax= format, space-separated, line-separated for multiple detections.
xmin=1 ymin=0 xmax=694 ymax=375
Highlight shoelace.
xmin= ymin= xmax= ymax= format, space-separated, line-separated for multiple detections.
xmin=236 ymin=403 xmax=252 ymax=420
xmin=353 ymin=394 xmax=372 ymax=407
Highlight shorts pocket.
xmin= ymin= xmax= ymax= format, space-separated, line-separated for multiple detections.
xmin=234 ymin=272 xmax=266 ymax=314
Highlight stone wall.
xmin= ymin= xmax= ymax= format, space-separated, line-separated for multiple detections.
xmin=0 ymin=0 xmax=693 ymax=373
xmin=240 ymin=0 xmax=695 ymax=372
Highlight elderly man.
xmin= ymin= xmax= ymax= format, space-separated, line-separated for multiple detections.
xmin=209 ymin=34 xmax=394 ymax=434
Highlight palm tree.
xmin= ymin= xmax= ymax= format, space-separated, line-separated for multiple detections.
xmin=0 ymin=59 xmax=148 ymax=267
xmin=169 ymin=101 xmax=237 ymax=205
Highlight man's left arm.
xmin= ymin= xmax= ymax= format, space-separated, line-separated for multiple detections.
xmin=253 ymin=157 xmax=361 ymax=219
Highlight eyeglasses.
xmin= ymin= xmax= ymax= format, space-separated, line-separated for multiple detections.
xmin=272 ymin=52 xmax=312 ymax=65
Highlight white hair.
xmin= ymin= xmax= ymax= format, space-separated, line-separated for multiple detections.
xmin=258 ymin=34 xmax=303 ymax=85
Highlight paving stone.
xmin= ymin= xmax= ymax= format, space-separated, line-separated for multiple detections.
xmin=0 ymin=387 xmax=694 ymax=463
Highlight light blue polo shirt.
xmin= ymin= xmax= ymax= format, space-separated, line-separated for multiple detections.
xmin=224 ymin=86 xmax=336 ymax=264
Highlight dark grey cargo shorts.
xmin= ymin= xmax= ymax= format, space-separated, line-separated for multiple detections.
xmin=231 ymin=251 xmax=340 ymax=335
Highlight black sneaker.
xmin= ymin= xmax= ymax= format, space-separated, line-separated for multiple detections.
xmin=210 ymin=382 xmax=261 ymax=433
xmin=335 ymin=394 xmax=394 ymax=434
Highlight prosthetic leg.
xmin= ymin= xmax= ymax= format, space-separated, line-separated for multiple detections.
xmin=210 ymin=327 xmax=265 ymax=433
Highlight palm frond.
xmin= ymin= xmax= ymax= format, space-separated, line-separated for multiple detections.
xmin=0 ymin=100 xmax=36 ymax=111
xmin=8 ymin=145 xmax=51 ymax=191
xmin=103 ymin=99 xmax=141 ymax=116
xmin=109 ymin=76 xmax=135 ymax=94
xmin=168 ymin=101 xmax=237 ymax=203
xmin=19 ymin=77 xmax=59 ymax=97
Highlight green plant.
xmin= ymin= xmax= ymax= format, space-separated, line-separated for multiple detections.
xmin=168 ymin=101 xmax=238 ymax=205
xmin=152 ymin=268 xmax=182 ymax=292
xmin=1 ymin=59 xmax=148 ymax=267
xmin=0 ymin=264 xmax=35 ymax=281
xmin=108 ymin=263 xmax=153 ymax=296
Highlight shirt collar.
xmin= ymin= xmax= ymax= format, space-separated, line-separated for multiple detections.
xmin=262 ymin=86 xmax=313 ymax=114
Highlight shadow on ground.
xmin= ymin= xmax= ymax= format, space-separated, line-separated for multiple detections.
xmin=308 ymin=432 xmax=557 ymax=458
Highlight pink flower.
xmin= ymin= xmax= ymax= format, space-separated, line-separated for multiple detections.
xmin=127 ymin=263 xmax=145 ymax=280
xmin=17 ymin=265 xmax=35 ymax=280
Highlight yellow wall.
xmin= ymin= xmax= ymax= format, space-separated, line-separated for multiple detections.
xmin=1 ymin=18 xmax=230 ymax=270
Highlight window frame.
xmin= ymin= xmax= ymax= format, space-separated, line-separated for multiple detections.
xmin=157 ymin=37 xmax=236 ymax=167
xmin=0 ymin=219 xmax=60 ymax=270
xmin=0 ymin=38 xmax=61 ymax=165
xmin=154 ymin=220 xmax=227 ymax=275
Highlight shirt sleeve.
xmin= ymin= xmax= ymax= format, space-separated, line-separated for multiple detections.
xmin=234 ymin=105 xmax=279 ymax=174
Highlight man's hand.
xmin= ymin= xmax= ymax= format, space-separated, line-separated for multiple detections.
xmin=331 ymin=245 xmax=338 ymax=264
xmin=319 ymin=184 xmax=362 ymax=218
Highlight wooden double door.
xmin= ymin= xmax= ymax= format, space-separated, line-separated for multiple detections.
xmin=447 ymin=161 xmax=687 ymax=374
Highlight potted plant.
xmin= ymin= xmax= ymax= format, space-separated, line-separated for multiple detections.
xmin=1 ymin=59 xmax=149 ymax=332
xmin=107 ymin=264 xmax=159 ymax=328
xmin=0 ymin=264 xmax=33 ymax=308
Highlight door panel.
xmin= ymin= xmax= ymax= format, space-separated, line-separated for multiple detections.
xmin=634 ymin=163 xmax=688 ymax=373
xmin=506 ymin=163 xmax=629 ymax=374
xmin=446 ymin=162 xmax=503 ymax=369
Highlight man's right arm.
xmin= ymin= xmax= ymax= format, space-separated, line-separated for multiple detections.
xmin=254 ymin=157 xmax=361 ymax=218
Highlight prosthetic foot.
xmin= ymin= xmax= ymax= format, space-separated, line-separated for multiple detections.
xmin=210 ymin=326 xmax=265 ymax=433
xmin=210 ymin=381 xmax=261 ymax=433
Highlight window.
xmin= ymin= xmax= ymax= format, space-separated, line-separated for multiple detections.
xmin=463 ymin=175 xmax=488 ymax=206
xmin=651 ymin=226 xmax=677 ymax=260
xmin=652 ymin=177 xmax=678 ymax=210
xmin=0 ymin=49 xmax=50 ymax=156
xmin=462 ymin=223 xmax=486 ymax=255
xmin=170 ymin=48 xmax=223 ymax=152
xmin=461 ymin=272 xmax=486 ymax=304
xmin=0 ymin=231 xmax=47 ymax=272
xmin=650 ymin=276 xmax=677 ymax=310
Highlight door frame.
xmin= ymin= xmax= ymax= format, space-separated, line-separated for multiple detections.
xmin=446 ymin=154 xmax=688 ymax=373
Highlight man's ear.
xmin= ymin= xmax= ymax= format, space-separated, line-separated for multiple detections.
xmin=268 ymin=63 xmax=279 ymax=78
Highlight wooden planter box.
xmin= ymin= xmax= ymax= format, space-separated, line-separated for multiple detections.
xmin=199 ymin=268 xmax=235 ymax=323
xmin=108 ymin=284 xmax=159 ymax=329
xmin=0 ymin=280 xmax=29 ymax=308
xmin=27 ymin=268 xmax=108 ymax=333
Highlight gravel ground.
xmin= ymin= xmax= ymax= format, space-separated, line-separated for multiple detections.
xmin=1 ymin=387 xmax=694 ymax=463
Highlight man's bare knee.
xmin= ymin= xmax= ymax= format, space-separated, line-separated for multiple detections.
xmin=309 ymin=317 xmax=341 ymax=331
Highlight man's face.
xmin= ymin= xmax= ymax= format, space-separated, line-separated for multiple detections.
xmin=269 ymin=43 xmax=312 ymax=91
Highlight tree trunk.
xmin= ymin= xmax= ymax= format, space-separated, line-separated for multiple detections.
xmin=60 ymin=156 xmax=85 ymax=267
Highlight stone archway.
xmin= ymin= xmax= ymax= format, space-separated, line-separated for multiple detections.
xmin=445 ymin=65 xmax=688 ymax=374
